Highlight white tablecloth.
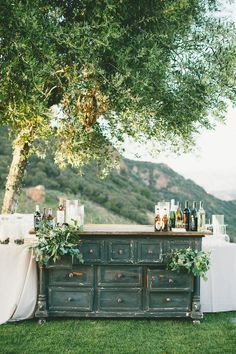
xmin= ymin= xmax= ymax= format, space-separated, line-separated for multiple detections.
xmin=201 ymin=236 xmax=236 ymax=313
xmin=0 ymin=244 xmax=37 ymax=325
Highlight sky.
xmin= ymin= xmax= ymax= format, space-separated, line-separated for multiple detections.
xmin=124 ymin=3 xmax=236 ymax=200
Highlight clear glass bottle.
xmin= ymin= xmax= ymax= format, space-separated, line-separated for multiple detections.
xmin=162 ymin=208 xmax=168 ymax=231
xmin=154 ymin=207 xmax=162 ymax=231
xmin=197 ymin=201 xmax=206 ymax=232
xmin=190 ymin=201 xmax=198 ymax=231
xmin=175 ymin=202 xmax=183 ymax=228
xmin=57 ymin=198 xmax=65 ymax=226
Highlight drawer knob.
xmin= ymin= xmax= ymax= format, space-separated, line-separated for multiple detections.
xmin=68 ymin=272 xmax=83 ymax=278
xmin=147 ymin=249 xmax=153 ymax=255
xmin=117 ymin=273 xmax=123 ymax=279
xmin=117 ymin=297 xmax=123 ymax=303
xmin=168 ymin=278 xmax=174 ymax=284
xmin=67 ymin=297 xmax=72 ymax=302
xmin=166 ymin=297 xmax=171 ymax=302
xmin=118 ymin=249 xmax=124 ymax=255
xmin=89 ymin=249 xmax=94 ymax=254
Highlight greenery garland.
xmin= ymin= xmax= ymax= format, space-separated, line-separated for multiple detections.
xmin=165 ymin=247 xmax=210 ymax=280
xmin=30 ymin=221 xmax=83 ymax=265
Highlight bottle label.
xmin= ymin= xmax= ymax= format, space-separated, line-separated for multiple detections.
xmin=155 ymin=221 xmax=162 ymax=231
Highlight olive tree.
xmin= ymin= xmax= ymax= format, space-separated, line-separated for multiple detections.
xmin=1 ymin=0 xmax=236 ymax=213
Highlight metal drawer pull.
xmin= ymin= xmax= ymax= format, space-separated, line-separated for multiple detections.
xmin=67 ymin=297 xmax=72 ymax=302
xmin=168 ymin=278 xmax=174 ymax=284
xmin=117 ymin=273 xmax=124 ymax=279
xmin=118 ymin=249 xmax=124 ymax=255
xmin=68 ymin=272 xmax=83 ymax=278
xmin=89 ymin=249 xmax=94 ymax=254
xmin=147 ymin=249 xmax=153 ymax=255
xmin=117 ymin=297 xmax=123 ymax=303
xmin=166 ymin=297 xmax=171 ymax=302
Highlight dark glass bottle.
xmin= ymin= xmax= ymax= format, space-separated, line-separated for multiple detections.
xmin=190 ymin=201 xmax=198 ymax=231
xmin=42 ymin=208 xmax=47 ymax=221
xmin=183 ymin=201 xmax=190 ymax=231
xmin=169 ymin=200 xmax=176 ymax=230
xmin=47 ymin=208 xmax=54 ymax=228
xmin=34 ymin=205 xmax=41 ymax=231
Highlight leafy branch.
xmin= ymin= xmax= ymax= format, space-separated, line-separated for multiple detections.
xmin=165 ymin=247 xmax=210 ymax=280
xmin=30 ymin=221 xmax=83 ymax=265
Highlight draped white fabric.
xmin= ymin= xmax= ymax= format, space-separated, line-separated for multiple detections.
xmin=201 ymin=236 xmax=236 ymax=313
xmin=0 ymin=244 xmax=37 ymax=325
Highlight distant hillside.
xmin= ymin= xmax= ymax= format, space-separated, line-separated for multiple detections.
xmin=0 ymin=129 xmax=236 ymax=237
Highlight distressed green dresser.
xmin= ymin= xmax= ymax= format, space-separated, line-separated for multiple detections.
xmin=35 ymin=225 xmax=206 ymax=323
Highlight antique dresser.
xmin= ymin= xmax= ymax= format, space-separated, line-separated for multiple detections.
xmin=35 ymin=225 xmax=206 ymax=323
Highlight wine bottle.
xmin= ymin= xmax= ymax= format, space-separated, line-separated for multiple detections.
xmin=42 ymin=208 xmax=47 ymax=221
xmin=190 ymin=201 xmax=198 ymax=231
xmin=183 ymin=201 xmax=191 ymax=231
xmin=175 ymin=202 xmax=183 ymax=228
xmin=154 ymin=207 xmax=162 ymax=231
xmin=169 ymin=199 xmax=176 ymax=230
xmin=197 ymin=201 xmax=206 ymax=232
xmin=162 ymin=208 xmax=168 ymax=231
xmin=47 ymin=208 xmax=54 ymax=228
xmin=34 ymin=205 xmax=41 ymax=231
xmin=57 ymin=198 xmax=65 ymax=226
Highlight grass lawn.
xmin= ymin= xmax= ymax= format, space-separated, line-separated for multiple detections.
xmin=1 ymin=313 xmax=236 ymax=354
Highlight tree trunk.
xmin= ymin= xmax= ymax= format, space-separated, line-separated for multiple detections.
xmin=2 ymin=142 xmax=30 ymax=214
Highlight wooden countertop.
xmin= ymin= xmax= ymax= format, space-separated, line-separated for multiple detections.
xmin=81 ymin=224 xmax=211 ymax=237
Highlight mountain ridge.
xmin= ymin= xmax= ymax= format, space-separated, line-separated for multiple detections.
xmin=0 ymin=130 xmax=235 ymax=237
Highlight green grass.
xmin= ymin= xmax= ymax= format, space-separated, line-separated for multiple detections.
xmin=1 ymin=313 xmax=236 ymax=354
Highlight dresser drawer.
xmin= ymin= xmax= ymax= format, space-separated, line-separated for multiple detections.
xmin=49 ymin=266 xmax=93 ymax=286
xmin=97 ymin=266 xmax=142 ymax=287
xmin=78 ymin=240 xmax=104 ymax=263
xmin=48 ymin=287 xmax=93 ymax=311
xmin=147 ymin=270 xmax=193 ymax=290
xmin=147 ymin=291 xmax=191 ymax=311
xmin=166 ymin=240 xmax=194 ymax=252
xmin=137 ymin=241 xmax=162 ymax=263
xmin=98 ymin=289 xmax=142 ymax=311
xmin=108 ymin=240 xmax=134 ymax=263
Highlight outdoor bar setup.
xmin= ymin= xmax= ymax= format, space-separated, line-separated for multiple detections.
xmin=1 ymin=199 xmax=236 ymax=325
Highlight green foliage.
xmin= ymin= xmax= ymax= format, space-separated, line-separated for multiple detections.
xmin=30 ymin=222 xmax=83 ymax=265
xmin=1 ymin=0 xmax=236 ymax=173
xmin=166 ymin=247 xmax=210 ymax=280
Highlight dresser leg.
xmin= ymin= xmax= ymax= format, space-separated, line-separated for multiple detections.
xmin=35 ymin=264 xmax=48 ymax=320
xmin=191 ymin=275 xmax=203 ymax=320
xmin=38 ymin=318 xmax=46 ymax=325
